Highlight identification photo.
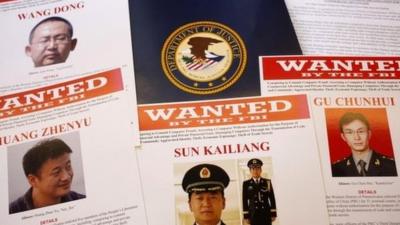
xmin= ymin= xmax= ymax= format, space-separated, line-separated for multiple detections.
xmin=325 ymin=108 xmax=397 ymax=177
xmin=7 ymin=131 xmax=86 ymax=214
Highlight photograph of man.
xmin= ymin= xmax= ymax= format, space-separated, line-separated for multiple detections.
xmin=242 ymin=158 xmax=276 ymax=225
xmin=182 ymin=163 xmax=230 ymax=225
xmin=331 ymin=112 xmax=397 ymax=177
xmin=9 ymin=138 xmax=85 ymax=214
xmin=25 ymin=16 xmax=77 ymax=67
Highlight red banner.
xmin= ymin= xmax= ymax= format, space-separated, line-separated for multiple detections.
xmin=261 ymin=56 xmax=400 ymax=80
xmin=139 ymin=95 xmax=309 ymax=130
xmin=0 ymin=69 xmax=123 ymax=119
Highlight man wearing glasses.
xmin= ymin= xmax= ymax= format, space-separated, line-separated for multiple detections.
xmin=25 ymin=16 xmax=77 ymax=67
xmin=331 ymin=112 xmax=397 ymax=177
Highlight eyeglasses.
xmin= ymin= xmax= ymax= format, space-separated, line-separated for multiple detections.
xmin=32 ymin=34 xmax=71 ymax=47
xmin=343 ymin=129 xmax=368 ymax=136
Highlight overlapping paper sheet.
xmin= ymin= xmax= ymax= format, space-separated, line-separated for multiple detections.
xmin=136 ymin=94 xmax=329 ymax=225
xmin=0 ymin=1 xmax=146 ymax=225
xmin=260 ymin=56 xmax=400 ymax=224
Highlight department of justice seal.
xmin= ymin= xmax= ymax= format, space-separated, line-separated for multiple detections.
xmin=161 ymin=21 xmax=247 ymax=95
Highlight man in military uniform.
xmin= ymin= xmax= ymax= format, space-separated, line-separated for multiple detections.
xmin=182 ymin=163 xmax=230 ymax=225
xmin=242 ymin=159 xmax=276 ymax=225
xmin=331 ymin=112 xmax=397 ymax=177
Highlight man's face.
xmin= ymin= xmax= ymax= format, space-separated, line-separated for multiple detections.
xmin=341 ymin=119 xmax=371 ymax=153
xmin=28 ymin=153 xmax=73 ymax=200
xmin=189 ymin=191 xmax=225 ymax=225
xmin=26 ymin=21 xmax=77 ymax=67
xmin=250 ymin=166 xmax=262 ymax=178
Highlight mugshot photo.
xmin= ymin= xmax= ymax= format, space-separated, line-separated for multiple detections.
xmin=325 ymin=108 xmax=398 ymax=177
xmin=7 ymin=132 xmax=86 ymax=214
xmin=174 ymin=157 xmax=277 ymax=225
xmin=25 ymin=16 xmax=78 ymax=68
xmin=0 ymin=15 xmax=79 ymax=86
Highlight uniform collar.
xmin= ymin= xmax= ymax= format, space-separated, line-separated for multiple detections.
xmin=352 ymin=149 xmax=372 ymax=170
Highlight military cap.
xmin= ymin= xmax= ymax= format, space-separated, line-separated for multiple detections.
xmin=247 ymin=158 xmax=263 ymax=168
xmin=182 ymin=164 xmax=230 ymax=193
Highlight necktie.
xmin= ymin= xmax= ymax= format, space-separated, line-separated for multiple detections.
xmin=255 ymin=179 xmax=261 ymax=201
xmin=358 ymin=160 xmax=367 ymax=176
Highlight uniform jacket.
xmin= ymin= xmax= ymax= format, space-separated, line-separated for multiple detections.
xmin=332 ymin=150 xmax=397 ymax=177
xmin=242 ymin=177 xmax=276 ymax=220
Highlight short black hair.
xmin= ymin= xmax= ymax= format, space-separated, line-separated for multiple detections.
xmin=23 ymin=138 xmax=72 ymax=177
xmin=339 ymin=112 xmax=370 ymax=132
xmin=29 ymin=16 xmax=74 ymax=43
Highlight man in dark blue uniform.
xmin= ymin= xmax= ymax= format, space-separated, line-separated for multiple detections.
xmin=331 ymin=112 xmax=397 ymax=177
xmin=242 ymin=159 xmax=276 ymax=225
xmin=182 ymin=163 xmax=230 ymax=225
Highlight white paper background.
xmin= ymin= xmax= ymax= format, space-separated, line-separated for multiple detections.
xmin=137 ymin=113 xmax=329 ymax=225
xmin=1 ymin=92 xmax=147 ymax=225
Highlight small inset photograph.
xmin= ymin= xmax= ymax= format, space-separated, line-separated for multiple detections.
xmin=325 ymin=108 xmax=397 ymax=177
xmin=25 ymin=16 xmax=78 ymax=68
xmin=7 ymin=131 xmax=86 ymax=214
xmin=174 ymin=157 xmax=277 ymax=225
xmin=240 ymin=158 xmax=277 ymax=225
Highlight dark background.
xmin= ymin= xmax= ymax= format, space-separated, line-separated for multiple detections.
xmin=129 ymin=0 xmax=302 ymax=104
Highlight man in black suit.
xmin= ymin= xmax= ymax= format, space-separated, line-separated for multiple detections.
xmin=331 ymin=112 xmax=397 ymax=177
xmin=182 ymin=163 xmax=230 ymax=225
xmin=242 ymin=159 xmax=276 ymax=225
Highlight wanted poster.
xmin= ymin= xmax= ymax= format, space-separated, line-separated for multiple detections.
xmin=136 ymin=95 xmax=329 ymax=225
xmin=0 ymin=70 xmax=147 ymax=225
xmin=0 ymin=0 xmax=140 ymax=143
xmin=260 ymin=56 xmax=400 ymax=224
